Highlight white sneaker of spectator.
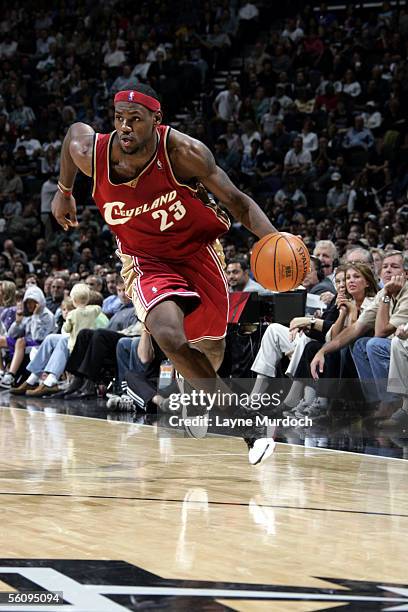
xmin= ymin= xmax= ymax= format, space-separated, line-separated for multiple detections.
xmin=106 ymin=394 xmax=135 ymax=411
xmin=304 ymin=398 xmax=328 ymax=418
xmin=0 ymin=372 xmax=15 ymax=389
xmin=284 ymin=399 xmax=309 ymax=418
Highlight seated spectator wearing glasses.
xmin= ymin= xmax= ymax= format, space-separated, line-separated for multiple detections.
xmin=311 ymin=252 xmax=408 ymax=408
xmin=312 ymin=240 xmax=338 ymax=304
xmin=304 ymin=256 xmax=338 ymax=297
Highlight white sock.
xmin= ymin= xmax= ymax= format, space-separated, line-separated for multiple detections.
xmin=284 ymin=381 xmax=305 ymax=407
xmin=44 ymin=373 xmax=58 ymax=387
xmin=316 ymin=397 xmax=328 ymax=407
xmin=251 ymin=375 xmax=270 ymax=396
xmin=26 ymin=373 xmax=40 ymax=386
xmin=304 ymin=386 xmax=316 ymax=403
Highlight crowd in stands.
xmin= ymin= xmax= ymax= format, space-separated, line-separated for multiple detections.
xmin=0 ymin=1 xmax=407 ymax=436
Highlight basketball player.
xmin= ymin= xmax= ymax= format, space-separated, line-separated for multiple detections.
xmin=52 ymin=85 xmax=278 ymax=464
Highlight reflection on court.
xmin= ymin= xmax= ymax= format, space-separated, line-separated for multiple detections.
xmin=0 ymin=406 xmax=407 ymax=611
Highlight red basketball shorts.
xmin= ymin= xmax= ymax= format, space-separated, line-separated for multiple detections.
xmin=118 ymin=243 xmax=229 ymax=343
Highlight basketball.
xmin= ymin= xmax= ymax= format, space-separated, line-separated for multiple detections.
xmin=250 ymin=232 xmax=310 ymax=292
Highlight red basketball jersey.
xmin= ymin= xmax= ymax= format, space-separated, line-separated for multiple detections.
xmin=92 ymin=125 xmax=230 ymax=259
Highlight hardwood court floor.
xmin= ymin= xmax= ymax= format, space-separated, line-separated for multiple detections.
xmin=0 ymin=405 xmax=407 ymax=611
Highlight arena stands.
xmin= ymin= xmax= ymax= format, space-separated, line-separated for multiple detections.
xmin=0 ymin=1 xmax=407 ymax=430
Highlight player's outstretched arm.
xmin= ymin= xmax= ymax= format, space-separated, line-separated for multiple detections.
xmin=169 ymin=131 xmax=278 ymax=239
xmin=51 ymin=122 xmax=95 ymax=231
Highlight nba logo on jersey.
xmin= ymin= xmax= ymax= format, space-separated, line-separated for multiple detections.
xmin=157 ymin=160 xmax=163 ymax=170
xmin=128 ymin=91 xmax=135 ymax=101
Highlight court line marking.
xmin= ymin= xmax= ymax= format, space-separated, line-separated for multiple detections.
xmin=283 ymin=441 xmax=408 ymax=462
xmin=0 ymin=491 xmax=406 ymax=518
xmin=3 ymin=405 xmax=408 ymax=463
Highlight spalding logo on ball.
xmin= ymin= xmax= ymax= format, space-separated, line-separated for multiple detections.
xmin=250 ymin=232 xmax=310 ymax=292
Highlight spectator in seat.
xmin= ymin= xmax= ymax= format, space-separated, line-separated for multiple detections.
xmin=212 ymin=82 xmax=240 ymax=124
xmin=283 ymin=136 xmax=312 ymax=183
xmin=0 ymin=167 xmax=23 ymax=200
xmin=12 ymin=291 xmax=109 ymax=396
xmin=102 ymin=273 xmax=122 ymax=317
xmin=0 ymin=286 xmax=55 ymax=389
xmin=385 ymin=323 xmax=408 ymax=427
xmin=311 ymin=252 xmax=408 ymax=409
xmin=0 ymin=280 xmax=17 ymax=335
xmin=56 ymin=280 xmax=139 ymax=399
xmin=226 ymin=258 xmax=266 ymax=293
xmin=284 ymin=262 xmax=378 ymax=419
xmin=274 ymin=178 xmax=307 ymax=209
xmin=85 ymin=275 xmax=103 ymax=293
xmin=326 ymin=173 xmax=350 ymax=212
xmin=255 ymin=138 xmax=282 ymax=195
xmin=312 ymin=240 xmax=338 ymax=303
xmin=45 ymin=277 xmax=66 ymax=314
xmin=304 ymin=256 xmax=337 ymax=296
xmin=250 ymin=268 xmax=347 ymax=400
xmin=60 ymin=237 xmax=80 ymax=272
xmin=107 ymin=328 xmax=165 ymax=411
xmin=214 ymin=138 xmax=240 ymax=178
xmin=343 ymin=116 xmax=374 ymax=152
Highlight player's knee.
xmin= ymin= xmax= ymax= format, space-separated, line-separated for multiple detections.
xmin=154 ymin=327 xmax=186 ymax=355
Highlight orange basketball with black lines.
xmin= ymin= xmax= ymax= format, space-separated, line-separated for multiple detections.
xmin=250 ymin=232 xmax=310 ymax=292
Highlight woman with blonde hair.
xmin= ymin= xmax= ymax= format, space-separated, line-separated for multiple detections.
xmin=0 ymin=280 xmax=17 ymax=332
xmin=285 ymin=263 xmax=378 ymax=419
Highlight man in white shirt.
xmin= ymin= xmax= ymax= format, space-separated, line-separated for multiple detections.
xmin=213 ymin=83 xmax=240 ymax=123
xmin=284 ymin=136 xmax=312 ymax=179
xmin=13 ymin=127 xmax=41 ymax=158
xmin=326 ymin=173 xmax=350 ymax=211
xmin=104 ymin=42 xmax=126 ymax=68
xmin=40 ymin=176 xmax=58 ymax=242
xmin=131 ymin=52 xmax=151 ymax=81
xmin=0 ymin=35 xmax=17 ymax=58
xmin=281 ymin=19 xmax=304 ymax=44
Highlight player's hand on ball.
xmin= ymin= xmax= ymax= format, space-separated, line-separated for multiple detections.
xmin=51 ymin=191 xmax=79 ymax=232
xmin=310 ymin=351 xmax=325 ymax=380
